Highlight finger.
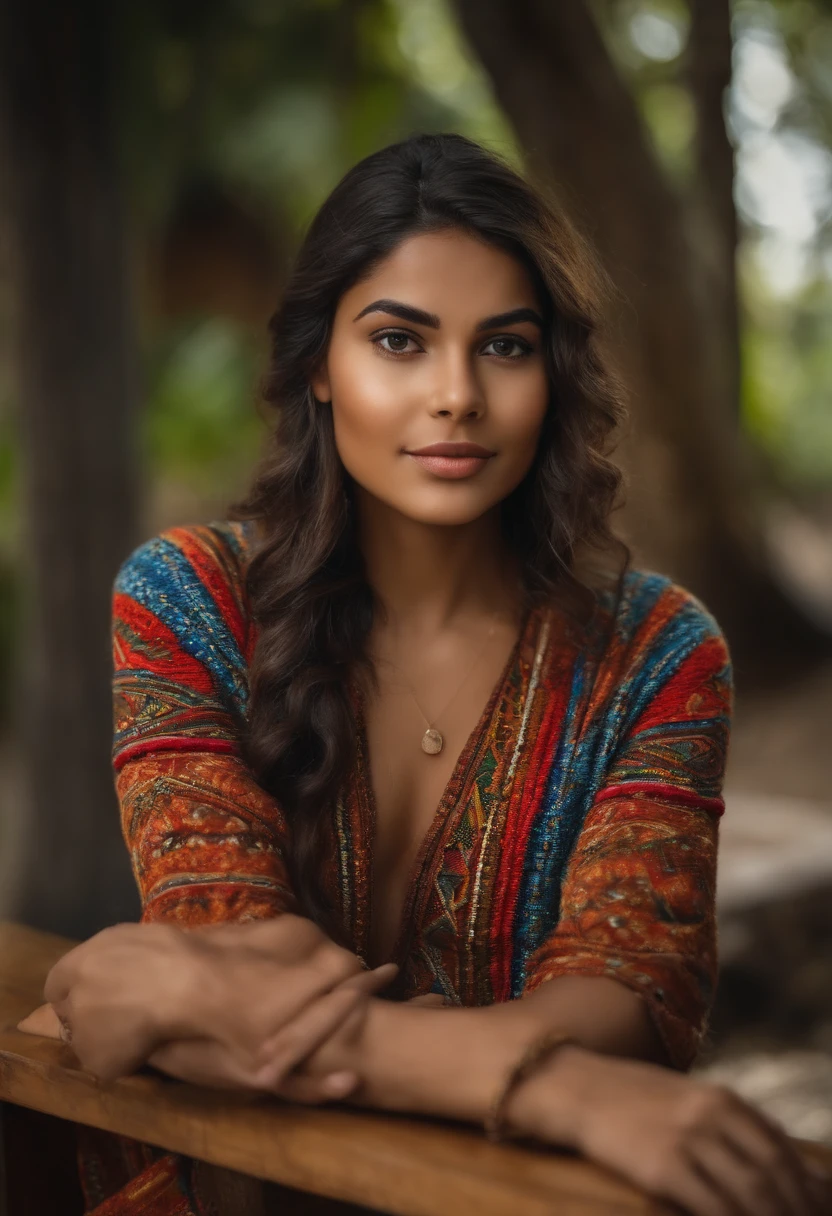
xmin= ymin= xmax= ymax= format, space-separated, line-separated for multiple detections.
xmin=16 ymin=1003 xmax=65 ymax=1040
xmin=209 ymin=955 xmax=365 ymax=1052
xmin=337 ymin=963 xmax=398 ymax=995
xmin=149 ymin=1038 xmax=263 ymax=1090
xmin=722 ymin=1106 xmax=819 ymax=1216
xmin=43 ymin=948 xmax=84 ymax=1006
xmin=42 ymin=926 xmax=145 ymax=1005
xmin=687 ymin=1133 xmax=787 ymax=1216
xmin=273 ymin=1070 xmax=360 ymax=1105
xmin=254 ymin=986 xmax=363 ymax=1088
xmin=655 ymin=1157 xmax=735 ymax=1216
xmin=407 ymin=993 xmax=446 ymax=1007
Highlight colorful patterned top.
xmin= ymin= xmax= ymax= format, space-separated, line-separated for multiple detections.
xmin=80 ymin=518 xmax=732 ymax=1214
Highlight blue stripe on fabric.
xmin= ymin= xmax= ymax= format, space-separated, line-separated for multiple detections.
xmin=114 ymin=534 xmax=248 ymax=715
xmin=211 ymin=519 xmax=252 ymax=567
xmin=620 ymin=715 xmax=729 ymax=743
xmin=509 ymin=641 xmax=592 ymax=996
xmin=510 ymin=570 xmax=725 ymax=994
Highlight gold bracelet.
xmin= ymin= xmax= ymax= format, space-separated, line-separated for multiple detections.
xmin=484 ymin=1028 xmax=577 ymax=1143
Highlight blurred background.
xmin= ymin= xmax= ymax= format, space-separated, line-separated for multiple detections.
xmin=1 ymin=0 xmax=831 ymax=1144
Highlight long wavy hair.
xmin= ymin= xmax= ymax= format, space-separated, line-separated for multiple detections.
xmin=229 ymin=132 xmax=629 ymax=937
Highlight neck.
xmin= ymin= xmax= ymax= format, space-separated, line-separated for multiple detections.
xmin=355 ymin=489 xmax=523 ymax=636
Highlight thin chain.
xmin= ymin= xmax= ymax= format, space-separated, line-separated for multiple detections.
xmin=380 ymin=613 xmax=500 ymax=733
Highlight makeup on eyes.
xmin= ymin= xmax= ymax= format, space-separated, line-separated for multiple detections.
xmin=370 ymin=328 xmax=535 ymax=360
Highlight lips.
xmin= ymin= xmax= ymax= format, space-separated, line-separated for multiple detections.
xmin=405 ymin=441 xmax=495 ymax=480
xmin=408 ymin=442 xmax=495 ymax=458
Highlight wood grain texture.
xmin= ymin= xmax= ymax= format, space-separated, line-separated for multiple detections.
xmin=1 ymin=920 xmax=829 ymax=1215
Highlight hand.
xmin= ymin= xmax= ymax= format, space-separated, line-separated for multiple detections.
xmin=40 ymin=915 xmax=396 ymax=1087
xmin=21 ymin=965 xmax=393 ymax=1103
xmin=250 ymin=987 xmax=449 ymax=1099
xmin=515 ymin=1046 xmax=831 ymax=1216
xmin=42 ymin=922 xmax=205 ymax=1082
xmin=146 ymin=962 xmax=394 ymax=1102
xmin=17 ymin=1002 xmax=65 ymax=1040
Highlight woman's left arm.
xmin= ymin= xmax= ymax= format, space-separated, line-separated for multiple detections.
xmin=521 ymin=609 xmax=733 ymax=1070
xmin=250 ymin=601 xmax=733 ymax=1100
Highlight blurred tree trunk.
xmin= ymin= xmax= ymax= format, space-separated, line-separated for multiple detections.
xmin=452 ymin=0 xmax=829 ymax=672
xmin=0 ymin=0 xmax=141 ymax=934
xmin=687 ymin=0 xmax=741 ymax=423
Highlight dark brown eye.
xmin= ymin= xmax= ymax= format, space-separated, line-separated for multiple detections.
xmin=385 ymin=334 xmax=410 ymax=351
xmin=373 ymin=330 xmax=420 ymax=355
xmin=484 ymin=336 xmax=532 ymax=359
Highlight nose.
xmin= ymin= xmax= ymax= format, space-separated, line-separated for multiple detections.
xmin=429 ymin=348 xmax=485 ymax=421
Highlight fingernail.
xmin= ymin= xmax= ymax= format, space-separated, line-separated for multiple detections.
xmin=324 ymin=1071 xmax=357 ymax=1095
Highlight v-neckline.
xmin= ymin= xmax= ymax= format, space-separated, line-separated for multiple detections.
xmin=350 ymin=604 xmax=539 ymax=969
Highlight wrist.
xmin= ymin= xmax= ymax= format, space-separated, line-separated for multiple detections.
xmin=157 ymin=932 xmax=224 ymax=1039
xmin=505 ymin=1042 xmax=597 ymax=1150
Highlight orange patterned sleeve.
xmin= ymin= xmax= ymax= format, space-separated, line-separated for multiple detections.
xmin=112 ymin=522 xmax=297 ymax=927
xmin=524 ymin=621 xmax=732 ymax=1071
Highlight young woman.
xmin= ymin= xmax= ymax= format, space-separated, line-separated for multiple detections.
xmin=28 ymin=133 xmax=828 ymax=1214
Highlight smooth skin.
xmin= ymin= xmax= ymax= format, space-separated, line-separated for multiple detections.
xmin=22 ymin=230 xmax=831 ymax=1215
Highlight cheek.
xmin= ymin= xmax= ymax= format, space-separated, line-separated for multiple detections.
xmin=490 ymin=380 xmax=550 ymax=484
xmin=330 ymin=386 xmax=403 ymax=493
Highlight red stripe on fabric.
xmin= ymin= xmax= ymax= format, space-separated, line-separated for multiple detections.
xmin=165 ymin=526 xmax=247 ymax=656
xmin=84 ymin=1152 xmax=195 ymax=1216
xmin=113 ymin=593 xmax=215 ymax=695
xmin=592 ymin=782 xmax=725 ymax=817
xmin=630 ymin=634 xmax=729 ymax=736
xmin=489 ymin=642 xmax=575 ymax=1001
xmin=113 ymin=737 xmax=238 ymax=772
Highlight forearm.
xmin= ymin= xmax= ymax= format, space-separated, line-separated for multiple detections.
xmin=334 ymin=976 xmax=665 ymax=1135
xmin=352 ymin=998 xmax=563 ymax=1127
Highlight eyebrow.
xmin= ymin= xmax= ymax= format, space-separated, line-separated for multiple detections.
xmin=352 ymin=298 xmax=544 ymax=332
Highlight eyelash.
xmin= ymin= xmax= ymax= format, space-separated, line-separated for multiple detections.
xmin=371 ymin=328 xmax=534 ymax=361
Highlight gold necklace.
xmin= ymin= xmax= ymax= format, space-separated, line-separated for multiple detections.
xmin=381 ymin=615 xmax=500 ymax=756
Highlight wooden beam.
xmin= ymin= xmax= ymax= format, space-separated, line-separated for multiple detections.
xmin=0 ymin=921 xmax=658 ymax=1215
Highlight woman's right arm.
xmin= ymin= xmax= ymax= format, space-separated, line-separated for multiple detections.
xmin=111 ymin=524 xmax=297 ymax=926
xmin=29 ymin=527 xmax=386 ymax=1088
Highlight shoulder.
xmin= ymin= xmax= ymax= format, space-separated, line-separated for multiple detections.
xmin=114 ymin=520 xmax=255 ymax=617
xmin=596 ymin=567 xmax=729 ymax=658
xmin=588 ymin=567 xmax=733 ymax=719
xmin=112 ymin=520 xmax=258 ymax=694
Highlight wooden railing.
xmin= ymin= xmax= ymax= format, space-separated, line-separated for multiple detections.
xmin=1 ymin=921 xmax=830 ymax=1215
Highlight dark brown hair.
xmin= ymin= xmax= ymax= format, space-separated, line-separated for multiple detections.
xmin=229 ymin=132 xmax=629 ymax=936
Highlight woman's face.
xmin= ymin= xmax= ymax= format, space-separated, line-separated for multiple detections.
xmin=310 ymin=227 xmax=550 ymax=527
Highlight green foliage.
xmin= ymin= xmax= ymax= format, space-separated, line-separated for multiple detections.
xmin=600 ymin=0 xmax=832 ymax=495
xmin=731 ymin=0 xmax=832 ymax=490
xmin=144 ymin=319 xmax=266 ymax=497
xmin=127 ymin=0 xmax=519 ymax=495
xmin=3 ymin=0 xmax=830 ymax=524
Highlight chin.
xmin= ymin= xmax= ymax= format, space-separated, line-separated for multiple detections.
xmin=390 ymin=490 xmax=503 ymax=528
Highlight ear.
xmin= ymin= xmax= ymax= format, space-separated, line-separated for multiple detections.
xmin=309 ymin=361 xmax=332 ymax=404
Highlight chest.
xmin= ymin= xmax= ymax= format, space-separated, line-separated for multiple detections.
xmin=330 ymin=605 xmax=608 ymax=1004
xmin=362 ymin=640 xmax=516 ymax=965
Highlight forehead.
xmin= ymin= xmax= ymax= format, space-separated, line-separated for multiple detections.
xmin=339 ymin=228 xmax=539 ymax=319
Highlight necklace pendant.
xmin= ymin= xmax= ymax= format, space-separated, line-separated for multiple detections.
xmin=421 ymin=727 xmax=444 ymax=755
